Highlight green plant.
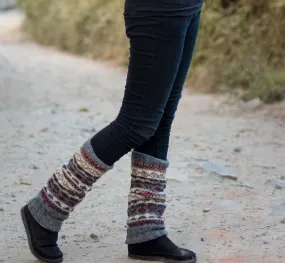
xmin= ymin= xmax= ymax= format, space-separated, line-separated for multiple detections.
xmin=20 ymin=0 xmax=285 ymax=103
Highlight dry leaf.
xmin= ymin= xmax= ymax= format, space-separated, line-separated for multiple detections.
xmin=20 ymin=182 xmax=32 ymax=186
xmin=79 ymin=108 xmax=89 ymax=112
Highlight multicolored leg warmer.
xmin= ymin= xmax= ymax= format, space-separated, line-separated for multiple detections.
xmin=126 ymin=151 xmax=169 ymax=244
xmin=28 ymin=140 xmax=112 ymax=232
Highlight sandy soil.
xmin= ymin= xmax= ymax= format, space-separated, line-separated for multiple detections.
xmin=0 ymin=10 xmax=285 ymax=263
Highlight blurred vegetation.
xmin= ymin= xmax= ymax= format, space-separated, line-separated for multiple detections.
xmin=19 ymin=0 xmax=285 ymax=103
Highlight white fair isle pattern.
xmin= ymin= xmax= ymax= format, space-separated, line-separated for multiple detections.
xmin=132 ymin=167 xmax=166 ymax=180
xmin=74 ymin=150 xmax=103 ymax=178
xmin=62 ymin=166 xmax=92 ymax=192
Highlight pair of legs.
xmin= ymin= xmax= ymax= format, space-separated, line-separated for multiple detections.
xmin=21 ymin=10 xmax=201 ymax=263
xmin=92 ymin=12 xmax=200 ymax=165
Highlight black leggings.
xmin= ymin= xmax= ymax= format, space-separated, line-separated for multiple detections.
xmin=91 ymin=11 xmax=201 ymax=166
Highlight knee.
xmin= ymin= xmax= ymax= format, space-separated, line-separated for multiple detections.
xmin=115 ymin=114 xmax=160 ymax=147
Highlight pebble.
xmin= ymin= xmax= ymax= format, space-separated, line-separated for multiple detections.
xmin=281 ymin=218 xmax=285 ymax=224
xmin=61 ymin=235 xmax=66 ymax=239
xmin=90 ymin=233 xmax=99 ymax=242
xmin=201 ymin=162 xmax=237 ymax=181
xmin=239 ymin=183 xmax=254 ymax=189
xmin=0 ymin=208 xmax=3 ymax=212
xmin=234 ymin=147 xmax=242 ymax=153
xmin=203 ymin=208 xmax=211 ymax=213
xmin=31 ymin=164 xmax=39 ymax=170
xmin=201 ymin=237 xmax=205 ymax=242
xmin=82 ymin=128 xmax=96 ymax=133
xmin=255 ymin=164 xmax=276 ymax=170
xmin=265 ymin=177 xmax=285 ymax=190
xmin=40 ymin=127 xmax=49 ymax=132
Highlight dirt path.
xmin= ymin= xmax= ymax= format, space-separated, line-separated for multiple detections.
xmin=0 ymin=10 xmax=284 ymax=263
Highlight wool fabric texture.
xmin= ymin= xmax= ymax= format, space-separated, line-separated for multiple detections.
xmin=126 ymin=151 xmax=169 ymax=244
xmin=28 ymin=140 xmax=112 ymax=232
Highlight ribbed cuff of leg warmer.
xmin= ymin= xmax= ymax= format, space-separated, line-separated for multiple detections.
xmin=28 ymin=194 xmax=68 ymax=232
xmin=132 ymin=151 xmax=169 ymax=168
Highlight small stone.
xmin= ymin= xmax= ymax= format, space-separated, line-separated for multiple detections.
xmin=193 ymin=144 xmax=209 ymax=150
xmin=0 ymin=208 xmax=3 ymax=212
xmin=265 ymin=177 xmax=285 ymax=190
xmin=281 ymin=218 xmax=285 ymax=224
xmin=263 ymin=241 xmax=269 ymax=244
xmin=201 ymin=162 xmax=237 ymax=181
xmin=61 ymin=235 xmax=66 ymax=239
xmin=239 ymin=183 xmax=254 ymax=189
xmin=31 ymin=165 xmax=39 ymax=170
xmin=275 ymin=184 xmax=284 ymax=190
xmin=66 ymin=221 xmax=75 ymax=225
xmin=280 ymin=176 xmax=285 ymax=181
xmin=223 ymin=175 xmax=238 ymax=181
xmin=194 ymin=157 xmax=209 ymax=162
xmin=234 ymin=147 xmax=242 ymax=153
xmin=201 ymin=237 xmax=205 ymax=242
xmin=82 ymin=128 xmax=96 ymax=133
xmin=203 ymin=208 xmax=211 ymax=213
xmin=255 ymin=164 xmax=276 ymax=170
xmin=90 ymin=233 xmax=99 ymax=242
xmin=40 ymin=127 xmax=49 ymax=132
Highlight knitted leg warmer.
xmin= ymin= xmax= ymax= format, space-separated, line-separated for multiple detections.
xmin=126 ymin=151 xmax=169 ymax=244
xmin=28 ymin=139 xmax=112 ymax=232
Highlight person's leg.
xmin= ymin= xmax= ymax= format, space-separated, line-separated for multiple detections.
xmin=135 ymin=11 xmax=201 ymax=161
xmin=21 ymin=12 xmax=191 ymax=263
xmin=21 ymin=140 xmax=113 ymax=263
xmin=90 ymin=14 xmax=193 ymax=166
xmin=126 ymin=11 xmax=201 ymax=263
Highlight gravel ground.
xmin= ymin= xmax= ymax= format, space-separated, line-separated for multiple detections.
xmin=0 ymin=10 xmax=285 ymax=263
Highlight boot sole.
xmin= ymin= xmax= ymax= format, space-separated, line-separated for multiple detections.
xmin=129 ymin=253 xmax=197 ymax=263
xmin=21 ymin=207 xmax=63 ymax=263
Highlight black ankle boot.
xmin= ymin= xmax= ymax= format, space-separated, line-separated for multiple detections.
xmin=128 ymin=235 xmax=197 ymax=263
xmin=21 ymin=205 xmax=63 ymax=263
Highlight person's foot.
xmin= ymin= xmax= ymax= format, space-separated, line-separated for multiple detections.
xmin=128 ymin=235 xmax=197 ymax=263
xmin=21 ymin=205 xmax=63 ymax=263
